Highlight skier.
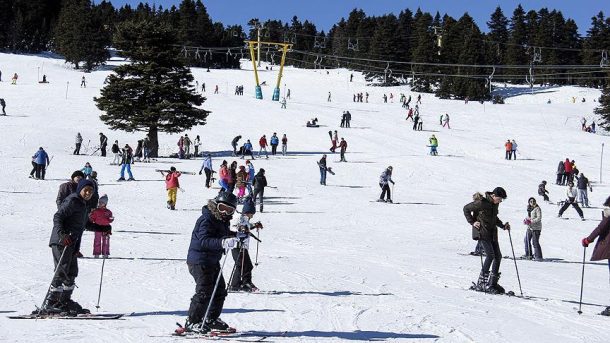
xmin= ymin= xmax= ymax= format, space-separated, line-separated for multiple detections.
xmin=327 ymin=91 xmax=331 ymax=102
xmin=74 ymin=133 xmax=83 ymax=155
xmin=184 ymin=134 xmax=192 ymax=159
xmin=218 ymin=161 xmax=230 ymax=192
xmin=194 ymin=135 xmax=201 ymax=158
xmin=229 ymin=197 xmax=263 ymax=292
xmin=117 ymin=145 xmax=135 ymax=181
xmin=39 ymin=179 xmax=97 ymax=315
xmin=270 ymin=133 xmax=279 ymax=155
xmin=245 ymin=160 xmax=255 ymax=195
xmin=511 ymin=139 xmax=518 ymax=160
xmin=80 ymin=76 xmax=86 ymax=88
xmin=318 ymin=155 xmax=328 ymax=186
xmin=88 ymin=194 xmax=113 ymax=258
xmin=378 ymin=166 xmax=395 ymax=203
xmin=199 ymin=154 xmax=214 ymax=188
xmin=241 ymin=139 xmax=255 ymax=160
xmin=538 ymin=180 xmax=549 ymax=202
xmin=33 ymin=147 xmax=50 ymax=180
xmin=56 ymin=171 xmax=85 ymax=208
xmin=281 ymin=134 xmax=288 ymax=156
xmin=338 ymin=138 xmax=348 ymax=162
xmin=258 ymin=135 xmax=269 ymax=159
xmin=442 ymin=113 xmax=450 ymax=129
xmin=576 ymin=173 xmax=592 ymax=207
xmin=99 ymin=133 xmax=108 ymax=157
xmin=231 ymin=136 xmax=241 ymax=157
xmin=330 ymin=130 xmax=338 ymax=153
xmin=184 ymin=192 xmax=240 ymax=333
xmin=463 ymin=187 xmax=511 ymax=294
xmin=581 ymin=197 xmax=610 ymax=316
xmin=556 ymin=160 xmax=565 ymax=185
xmin=0 ymin=98 xmax=6 ymax=115
xmin=429 ymin=135 xmax=438 ymax=156
xmin=504 ymin=140 xmax=512 ymax=160
xmin=345 ymin=111 xmax=352 ymax=128
xmin=111 ymin=140 xmax=120 ymax=165
xmin=557 ymin=182 xmax=584 ymax=220
xmin=80 ymin=162 xmax=93 ymax=178
xmin=252 ymin=168 xmax=267 ymax=212
xmin=280 ymin=97 xmax=287 ymax=109
xmin=523 ymin=197 xmax=543 ymax=260
xmin=162 ymin=167 xmax=181 ymax=210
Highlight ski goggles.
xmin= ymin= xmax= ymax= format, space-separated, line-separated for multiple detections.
xmin=217 ymin=202 xmax=236 ymax=215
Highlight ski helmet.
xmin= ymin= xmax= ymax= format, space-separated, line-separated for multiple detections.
xmin=215 ymin=191 xmax=237 ymax=209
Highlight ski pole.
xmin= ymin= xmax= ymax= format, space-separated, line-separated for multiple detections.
xmin=203 ymin=252 xmax=229 ymax=325
xmin=95 ymin=255 xmax=107 ymax=310
xmin=391 ymin=183 xmax=395 ymax=202
xmin=507 ymin=228 xmax=524 ymax=297
xmin=578 ymin=246 xmax=587 ymax=314
xmin=254 ymin=229 xmax=260 ymax=266
xmin=226 ymin=250 xmax=238 ymax=292
xmin=37 ymin=245 xmax=69 ymax=316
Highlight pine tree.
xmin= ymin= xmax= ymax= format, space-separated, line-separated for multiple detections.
xmin=486 ymin=6 xmax=509 ymax=66
xmin=506 ymin=5 xmax=528 ymax=71
xmin=595 ymin=84 xmax=610 ymax=130
xmin=410 ymin=9 xmax=436 ymax=92
xmin=54 ymin=0 xmax=109 ymax=71
xmin=94 ymin=19 xmax=209 ymax=157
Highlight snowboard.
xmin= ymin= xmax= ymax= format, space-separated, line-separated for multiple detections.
xmin=317 ymin=162 xmax=335 ymax=175
xmin=9 ymin=313 xmax=124 ymax=320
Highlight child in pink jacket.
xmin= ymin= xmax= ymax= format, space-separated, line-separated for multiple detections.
xmin=89 ymin=194 xmax=114 ymax=258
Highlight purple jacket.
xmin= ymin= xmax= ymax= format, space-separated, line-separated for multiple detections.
xmin=587 ymin=217 xmax=610 ymax=261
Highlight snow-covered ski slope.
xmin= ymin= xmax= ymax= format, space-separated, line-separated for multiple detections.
xmin=0 ymin=52 xmax=609 ymax=342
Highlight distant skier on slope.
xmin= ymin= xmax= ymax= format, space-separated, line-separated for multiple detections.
xmin=463 ymin=187 xmax=511 ymax=294
xmin=557 ymin=182 xmax=584 ymax=220
xmin=377 ymin=166 xmax=395 ymax=203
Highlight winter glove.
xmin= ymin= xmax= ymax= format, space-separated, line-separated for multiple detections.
xmin=103 ymin=230 xmax=112 ymax=236
xmin=254 ymin=222 xmax=263 ymax=229
xmin=523 ymin=218 xmax=532 ymax=225
xmin=503 ymin=222 xmax=511 ymax=231
xmin=582 ymin=238 xmax=591 ymax=247
xmin=199 ymin=170 xmax=202 ymax=175
xmin=221 ymin=237 xmax=240 ymax=250
xmin=390 ymin=180 xmax=395 ymax=185
xmin=60 ymin=233 xmax=73 ymax=246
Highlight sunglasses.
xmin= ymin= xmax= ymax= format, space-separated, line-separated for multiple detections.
xmin=217 ymin=202 xmax=235 ymax=215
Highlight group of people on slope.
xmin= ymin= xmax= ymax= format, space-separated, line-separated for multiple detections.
xmin=217 ymin=159 xmax=267 ymax=212
xmin=504 ymin=139 xmax=518 ymax=160
xmin=231 ymin=133 xmax=288 ymax=159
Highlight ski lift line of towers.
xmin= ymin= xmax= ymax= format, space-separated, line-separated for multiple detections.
xmin=246 ymin=40 xmax=293 ymax=101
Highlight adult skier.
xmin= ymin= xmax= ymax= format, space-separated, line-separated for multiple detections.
xmin=252 ymin=168 xmax=267 ymax=212
xmin=228 ymin=197 xmax=264 ymax=292
xmin=338 ymin=138 xmax=348 ymax=162
xmin=378 ymin=166 xmax=395 ymax=203
xmin=576 ymin=173 xmax=592 ymax=207
xmin=538 ymin=180 xmax=549 ymax=202
xmin=39 ymin=179 xmax=97 ymax=315
xmin=74 ymin=133 xmax=83 ymax=155
xmin=270 ymin=133 xmax=279 ymax=155
xmin=557 ymin=182 xmax=584 ymax=220
xmin=33 ymin=147 xmax=50 ymax=180
xmin=99 ymin=132 xmax=108 ymax=157
xmin=199 ymin=154 xmax=214 ymax=188
xmin=184 ymin=192 xmax=240 ymax=333
xmin=463 ymin=187 xmax=511 ymax=294
xmin=523 ymin=197 xmax=543 ymax=260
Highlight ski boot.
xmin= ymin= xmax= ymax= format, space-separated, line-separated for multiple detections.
xmin=470 ymin=271 xmax=489 ymax=292
xmin=240 ymin=282 xmax=259 ymax=293
xmin=183 ymin=319 xmax=209 ymax=334
xmin=204 ymin=317 xmax=235 ymax=333
xmin=60 ymin=287 xmax=90 ymax=315
xmin=34 ymin=286 xmax=64 ymax=315
xmin=386 ymin=199 xmax=393 ymax=203
xmin=601 ymin=306 xmax=610 ymax=316
xmin=486 ymin=272 xmax=505 ymax=294
xmin=376 ymin=198 xmax=385 ymax=202
xmin=127 ymin=177 xmax=136 ymax=181
xmin=167 ymin=201 xmax=172 ymax=209
xmin=117 ymin=177 xmax=126 ymax=181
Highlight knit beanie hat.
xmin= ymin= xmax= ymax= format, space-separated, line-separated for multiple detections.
xmin=76 ymin=179 xmax=95 ymax=194
xmin=98 ymin=194 xmax=108 ymax=205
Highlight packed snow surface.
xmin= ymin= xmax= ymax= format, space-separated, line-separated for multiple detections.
xmin=0 ymin=53 xmax=609 ymax=342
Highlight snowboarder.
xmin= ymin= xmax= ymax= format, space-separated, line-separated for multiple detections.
xmin=252 ymin=169 xmax=267 ymax=212
xmin=576 ymin=173 xmax=592 ymax=207
xmin=0 ymin=98 xmax=6 ymax=115
xmin=429 ymin=135 xmax=438 ymax=156
xmin=99 ymin=133 xmax=108 ymax=157
xmin=318 ymin=155 xmax=328 ymax=185
xmin=74 ymin=133 xmax=83 ymax=155
xmin=117 ymin=145 xmax=134 ymax=181
xmin=184 ymin=192 xmax=240 ymax=333
xmin=33 ymin=147 xmax=50 ymax=180
xmin=581 ymin=198 xmax=610 ymax=316
xmin=557 ymin=182 xmax=584 ymax=220
xmin=231 ymin=136 xmax=241 ymax=157
xmin=199 ymin=154 xmax=214 ymax=188
xmin=229 ymin=197 xmax=263 ymax=292
xmin=463 ymin=187 xmax=511 ymax=294
xmin=270 ymin=133 xmax=279 ymax=155
xmin=338 ymin=138 xmax=348 ymax=162
xmin=39 ymin=179 xmax=97 ymax=315
xmin=378 ymin=166 xmax=395 ymax=203
xmin=162 ymin=167 xmax=181 ymax=210
xmin=523 ymin=197 xmax=543 ymax=260
xmin=88 ymin=194 xmax=113 ymax=258
xmin=538 ymin=181 xmax=549 ymax=202
xmin=56 ymin=171 xmax=85 ymax=208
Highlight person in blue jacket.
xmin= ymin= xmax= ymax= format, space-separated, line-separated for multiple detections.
xmin=184 ymin=192 xmax=240 ymax=334
xmin=240 ymin=139 xmax=255 ymax=160
xmin=32 ymin=147 xmax=50 ymax=180
xmin=270 ymin=133 xmax=279 ymax=155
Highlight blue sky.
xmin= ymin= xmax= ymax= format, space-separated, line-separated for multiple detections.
xmin=107 ymin=1 xmax=609 ymax=34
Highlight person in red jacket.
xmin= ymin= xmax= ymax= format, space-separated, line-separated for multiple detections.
xmin=339 ymin=138 xmax=348 ymax=162
xmin=504 ymin=140 xmax=512 ymax=160
xmin=258 ymin=135 xmax=269 ymax=159
xmin=88 ymin=194 xmax=114 ymax=258
xmin=162 ymin=167 xmax=182 ymax=210
xmin=563 ymin=158 xmax=573 ymax=185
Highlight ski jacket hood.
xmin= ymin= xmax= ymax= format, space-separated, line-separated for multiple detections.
xmin=187 ymin=200 xmax=232 ymax=265
xmin=463 ymin=192 xmax=505 ymax=241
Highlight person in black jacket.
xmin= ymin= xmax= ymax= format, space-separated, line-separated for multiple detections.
xmin=41 ymin=179 xmax=97 ymax=315
xmin=99 ymin=133 xmax=108 ymax=157
xmin=252 ymin=169 xmax=267 ymax=212
xmin=184 ymin=192 xmax=240 ymax=333
xmin=56 ymin=171 xmax=85 ymax=209
xmin=231 ymin=136 xmax=241 ymax=157
xmin=463 ymin=187 xmax=511 ymax=294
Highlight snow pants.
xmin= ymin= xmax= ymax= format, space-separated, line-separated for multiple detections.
xmin=74 ymin=143 xmax=81 ymax=155
xmin=35 ymin=163 xmax=46 ymax=180
xmin=252 ymin=188 xmax=264 ymax=211
xmin=558 ymin=199 xmax=584 ymax=217
xmin=230 ymin=248 xmax=253 ymax=288
xmin=524 ymin=229 xmax=542 ymax=259
xmin=167 ymin=187 xmax=178 ymax=207
xmin=282 ymin=144 xmax=287 ymax=156
xmin=113 ymin=153 xmax=120 ymax=165
xmin=480 ymin=240 xmax=502 ymax=275
xmin=219 ymin=179 xmax=229 ymax=192
xmin=187 ymin=263 xmax=227 ymax=324
xmin=320 ymin=167 xmax=327 ymax=185
xmin=204 ymin=168 xmax=212 ymax=188
xmin=93 ymin=232 xmax=110 ymax=256
xmin=379 ymin=183 xmax=391 ymax=200
xmin=578 ymin=189 xmax=589 ymax=207
xmin=120 ymin=164 xmax=133 ymax=179
xmin=51 ymin=244 xmax=78 ymax=288
xmin=271 ymin=144 xmax=278 ymax=155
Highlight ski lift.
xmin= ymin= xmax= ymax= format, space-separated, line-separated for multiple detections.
xmin=533 ymin=47 xmax=542 ymax=63
xmin=291 ymin=34 xmax=297 ymax=44
xmin=487 ymin=66 xmax=495 ymax=93
xmin=194 ymin=48 xmax=201 ymax=60
xmin=226 ymin=49 xmax=232 ymax=62
xmin=601 ymin=50 xmax=609 ymax=68
xmin=181 ymin=46 xmax=188 ymax=58
xmin=348 ymin=38 xmax=359 ymax=52
xmin=525 ymin=66 xmax=535 ymax=89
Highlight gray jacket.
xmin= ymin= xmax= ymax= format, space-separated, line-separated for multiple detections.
xmin=528 ymin=205 xmax=542 ymax=231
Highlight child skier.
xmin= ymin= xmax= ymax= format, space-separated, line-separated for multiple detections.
xmin=228 ymin=197 xmax=264 ymax=292
xmin=538 ymin=181 xmax=549 ymax=202
xmin=81 ymin=162 xmax=93 ymax=178
xmin=88 ymin=194 xmax=113 ymax=258
xmin=162 ymin=167 xmax=181 ymax=210
xmin=236 ymin=165 xmax=248 ymax=203
xmin=429 ymin=135 xmax=438 ymax=156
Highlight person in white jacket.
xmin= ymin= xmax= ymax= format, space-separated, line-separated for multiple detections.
xmin=523 ymin=197 xmax=543 ymax=260
xmin=558 ymin=182 xmax=584 ymax=220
